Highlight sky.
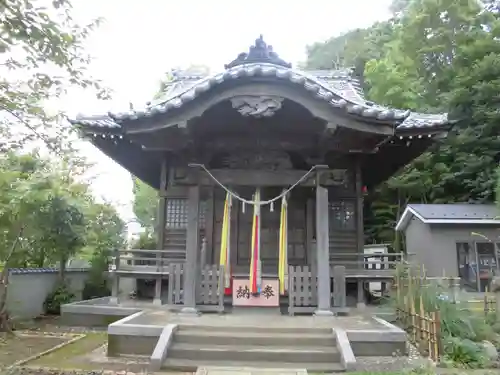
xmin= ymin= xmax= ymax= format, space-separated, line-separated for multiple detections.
xmin=62 ymin=0 xmax=393 ymax=234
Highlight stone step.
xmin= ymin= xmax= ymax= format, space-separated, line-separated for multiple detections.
xmin=174 ymin=329 xmax=336 ymax=346
xmin=162 ymin=358 xmax=345 ymax=373
xmin=178 ymin=324 xmax=332 ymax=335
xmin=168 ymin=343 xmax=341 ymax=363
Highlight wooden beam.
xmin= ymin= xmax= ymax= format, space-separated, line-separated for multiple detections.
xmin=205 ymin=187 xmax=215 ymax=265
xmin=154 ymin=157 xmax=168 ymax=305
xmin=172 ymin=168 xmax=349 ymax=187
xmin=182 ymin=185 xmax=200 ymax=314
xmin=315 ymin=175 xmax=333 ymax=316
xmin=156 ymin=159 xmax=169 ymax=250
xmin=306 ymin=198 xmax=314 ymax=266
xmin=355 ymin=157 xmax=365 ymax=273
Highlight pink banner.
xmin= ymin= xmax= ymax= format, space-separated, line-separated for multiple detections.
xmin=232 ymin=278 xmax=279 ymax=307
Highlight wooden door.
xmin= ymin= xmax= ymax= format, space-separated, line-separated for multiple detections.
xmin=213 ymin=187 xmax=308 ymax=276
xmin=287 ymin=199 xmax=307 ymax=265
xmin=236 ymin=197 xmax=280 ymax=271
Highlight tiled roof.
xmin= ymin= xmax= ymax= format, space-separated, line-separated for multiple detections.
xmin=69 ymin=36 xmax=451 ymax=133
xmin=397 ymin=113 xmax=450 ymax=130
xmin=8 ymin=267 xmax=89 ymax=275
xmin=75 ymin=115 xmax=120 ymax=129
xmin=69 ymin=63 xmax=411 ymax=128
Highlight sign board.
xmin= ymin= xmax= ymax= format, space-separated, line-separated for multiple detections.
xmin=232 ymin=278 xmax=279 ymax=307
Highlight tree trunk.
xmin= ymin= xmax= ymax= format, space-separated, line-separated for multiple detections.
xmin=59 ymin=254 xmax=67 ymax=282
xmin=0 ymin=225 xmax=25 ymax=332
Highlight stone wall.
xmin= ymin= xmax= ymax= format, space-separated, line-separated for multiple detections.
xmin=6 ymin=267 xmax=90 ymax=319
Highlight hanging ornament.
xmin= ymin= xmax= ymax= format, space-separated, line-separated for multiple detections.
xmin=242 ymin=201 xmax=246 ymax=213
xmin=270 ymin=201 xmax=274 ymax=212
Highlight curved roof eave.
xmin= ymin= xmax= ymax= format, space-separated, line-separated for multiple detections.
xmin=68 ymin=68 xmax=454 ymax=135
xmin=107 ymin=62 xmax=410 ymax=125
xmin=396 ymin=112 xmax=455 ymax=132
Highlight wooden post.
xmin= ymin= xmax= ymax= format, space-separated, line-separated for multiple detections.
xmin=306 ymin=198 xmax=314 ymax=266
xmin=154 ymin=157 xmax=169 ymax=305
xmin=182 ymin=185 xmax=200 ymax=315
xmin=314 ymin=171 xmax=333 ymax=316
xmin=205 ymin=188 xmax=215 ymax=264
xmin=495 ymin=287 xmax=500 ymax=322
xmin=355 ymin=158 xmax=364 ymax=270
xmin=333 ymin=265 xmax=346 ymax=308
xmin=110 ymin=249 xmax=120 ymax=304
xmin=200 ymin=237 xmax=207 ymax=270
xmin=357 ymin=279 xmax=365 ymax=309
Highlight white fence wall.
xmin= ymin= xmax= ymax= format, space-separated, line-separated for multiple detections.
xmin=6 ymin=268 xmax=89 ymax=319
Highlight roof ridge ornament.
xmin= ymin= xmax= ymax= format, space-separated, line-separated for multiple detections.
xmin=224 ymin=35 xmax=292 ymax=69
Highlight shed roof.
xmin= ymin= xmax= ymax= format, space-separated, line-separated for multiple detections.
xmin=395 ymin=204 xmax=500 ymax=231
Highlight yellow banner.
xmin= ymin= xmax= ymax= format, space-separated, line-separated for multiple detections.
xmin=278 ymin=193 xmax=288 ymax=295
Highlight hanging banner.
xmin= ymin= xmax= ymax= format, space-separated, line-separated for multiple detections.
xmin=249 ymin=188 xmax=261 ymax=295
xmin=278 ymin=192 xmax=288 ymax=295
xmin=219 ymin=192 xmax=232 ymax=295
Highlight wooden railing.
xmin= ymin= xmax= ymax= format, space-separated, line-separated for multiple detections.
xmin=111 ymin=247 xmax=404 ymax=275
xmin=110 ymin=238 xmax=207 ymax=274
xmin=329 ymin=252 xmax=405 ymax=270
xmin=110 ymin=249 xmax=186 ymax=273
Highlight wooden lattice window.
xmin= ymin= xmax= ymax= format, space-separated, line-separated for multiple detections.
xmin=166 ymin=198 xmax=188 ymax=229
xmin=199 ymin=200 xmax=207 ymax=229
xmin=165 ymin=198 xmax=207 ymax=229
xmin=329 ymin=200 xmax=355 ymax=230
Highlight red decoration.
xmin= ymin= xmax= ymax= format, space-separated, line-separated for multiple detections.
xmin=362 ymin=186 xmax=368 ymax=194
xmin=224 ymin=275 xmax=233 ymax=296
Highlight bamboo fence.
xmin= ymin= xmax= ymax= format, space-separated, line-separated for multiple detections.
xmin=394 ymin=265 xmax=442 ymax=362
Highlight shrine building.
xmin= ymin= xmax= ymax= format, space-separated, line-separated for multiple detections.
xmin=70 ymin=36 xmax=453 ymax=314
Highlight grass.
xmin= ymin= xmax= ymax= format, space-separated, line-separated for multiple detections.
xmin=0 ymin=332 xmax=68 ymax=367
xmin=28 ymin=332 xmax=106 ymax=369
xmin=312 ymin=372 xmax=500 ymax=374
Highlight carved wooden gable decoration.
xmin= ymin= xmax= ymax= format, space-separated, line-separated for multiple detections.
xmin=230 ymin=96 xmax=284 ymax=118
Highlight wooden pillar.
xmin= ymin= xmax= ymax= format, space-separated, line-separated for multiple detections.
xmin=110 ymin=249 xmax=120 ymax=304
xmin=357 ymin=279 xmax=365 ymax=309
xmin=355 ymin=159 xmax=366 ymax=309
xmin=306 ymin=198 xmax=314 ymax=266
xmin=205 ymin=187 xmax=215 ymax=264
xmin=333 ymin=265 xmax=346 ymax=308
xmin=355 ymin=158 xmax=364 ymax=270
xmin=153 ymin=158 xmax=169 ymax=305
xmin=315 ymin=172 xmax=333 ymax=316
xmin=182 ymin=185 xmax=200 ymax=315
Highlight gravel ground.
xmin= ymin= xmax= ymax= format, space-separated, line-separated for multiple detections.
xmin=7 ymin=368 xmax=193 ymax=375
xmin=355 ymin=342 xmax=433 ymax=372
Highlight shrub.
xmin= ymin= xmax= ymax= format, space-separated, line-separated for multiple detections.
xmin=392 ymin=263 xmax=494 ymax=367
xmin=82 ymin=279 xmax=110 ymax=300
xmin=82 ymin=248 xmax=111 ymax=300
xmin=443 ymin=336 xmax=489 ymax=368
xmin=43 ymin=283 xmax=74 ymax=315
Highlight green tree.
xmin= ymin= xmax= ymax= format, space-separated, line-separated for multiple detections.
xmin=303 ymin=22 xmax=396 ymax=76
xmin=305 ymin=0 xmax=500 ymax=245
xmin=82 ymin=202 xmax=125 ymax=299
xmin=496 ymin=166 xmax=500 ymax=209
xmin=0 ymin=0 xmax=108 ymax=153
xmin=132 ymin=177 xmax=158 ymax=232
